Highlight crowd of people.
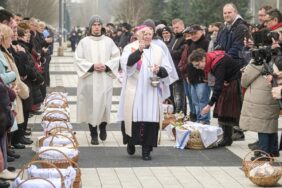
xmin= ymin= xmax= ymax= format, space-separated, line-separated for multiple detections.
xmin=0 ymin=9 xmax=54 ymax=187
xmin=0 ymin=2 xmax=282 ymax=187
xmin=75 ymin=2 xmax=282 ymax=162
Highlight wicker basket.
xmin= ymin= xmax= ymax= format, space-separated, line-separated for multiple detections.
xmin=38 ymin=133 xmax=79 ymax=148
xmin=44 ymin=98 xmax=69 ymax=109
xmin=31 ymin=148 xmax=81 ymax=188
xmin=186 ymin=130 xmax=204 ymax=149
xmin=47 ymin=127 xmax=79 ymax=147
xmin=248 ymin=156 xmax=282 ymax=187
xmin=33 ymin=148 xmax=79 ymax=168
xmin=162 ymin=114 xmax=176 ymax=129
xmin=242 ymin=150 xmax=272 ymax=177
xmin=16 ymin=160 xmax=65 ymax=188
xmin=44 ymin=121 xmax=72 ymax=135
xmin=42 ymin=110 xmax=70 ymax=122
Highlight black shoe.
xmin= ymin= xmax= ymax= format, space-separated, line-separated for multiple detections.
xmin=232 ymin=132 xmax=245 ymax=141
xmin=142 ymin=153 xmax=152 ymax=161
xmin=12 ymin=143 xmax=25 ymax=149
xmin=7 ymin=156 xmax=15 ymax=162
xmin=19 ymin=137 xmax=33 ymax=145
xmin=91 ymin=137 xmax=99 ymax=145
xmin=24 ymin=130 xmax=31 ymax=136
xmin=26 ymin=127 xmax=31 ymax=131
xmin=99 ymin=122 xmax=107 ymax=141
xmin=0 ymin=180 xmax=10 ymax=188
xmin=189 ymin=113 xmax=197 ymax=122
xmin=248 ymin=141 xmax=259 ymax=150
xmin=7 ymin=166 xmax=15 ymax=172
xmin=30 ymin=110 xmax=42 ymax=115
xmin=270 ymin=152 xmax=280 ymax=157
xmin=127 ymin=144 xmax=135 ymax=155
xmin=7 ymin=150 xmax=20 ymax=159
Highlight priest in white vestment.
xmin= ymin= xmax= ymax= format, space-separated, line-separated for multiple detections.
xmin=117 ymin=26 xmax=172 ymax=160
xmin=74 ymin=15 xmax=120 ymax=145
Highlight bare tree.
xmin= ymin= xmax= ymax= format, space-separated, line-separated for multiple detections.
xmin=7 ymin=0 xmax=58 ymax=27
xmin=115 ymin=0 xmax=149 ymax=25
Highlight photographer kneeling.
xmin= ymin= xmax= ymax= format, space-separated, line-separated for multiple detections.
xmin=189 ymin=49 xmax=242 ymax=147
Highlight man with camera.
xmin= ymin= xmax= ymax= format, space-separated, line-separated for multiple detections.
xmin=242 ymin=9 xmax=282 ymax=157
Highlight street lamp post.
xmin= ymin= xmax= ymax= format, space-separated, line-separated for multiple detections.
xmin=58 ymin=0 xmax=64 ymax=56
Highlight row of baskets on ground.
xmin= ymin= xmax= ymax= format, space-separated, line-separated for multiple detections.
xmin=13 ymin=92 xmax=81 ymax=188
xmin=163 ymin=113 xmax=282 ymax=186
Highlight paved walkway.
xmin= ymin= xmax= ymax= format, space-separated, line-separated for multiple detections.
xmin=14 ymin=46 xmax=282 ymax=187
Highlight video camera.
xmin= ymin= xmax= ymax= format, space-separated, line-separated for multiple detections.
xmin=250 ymin=29 xmax=280 ymax=65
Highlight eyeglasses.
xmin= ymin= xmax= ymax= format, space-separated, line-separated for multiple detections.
xmin=264 ymin=17 xmax=274 ymax=23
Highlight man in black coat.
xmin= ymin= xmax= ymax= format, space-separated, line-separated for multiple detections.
xmin=214 ymin=3 xmax=248 ymax=140
xmin=167 ymin=18 xmax=187 ymax=114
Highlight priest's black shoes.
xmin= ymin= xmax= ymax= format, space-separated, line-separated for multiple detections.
xmin=127 ymin=144 xmax=135 ymax=155
xmin=99 ymin=122 xmax=107 ymax=141
xmin=91 ymin=137 xmax=99 ymax=145
xmin=142 ymin=153 xmax=152 ymax=161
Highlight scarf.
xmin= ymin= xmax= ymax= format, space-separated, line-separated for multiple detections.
xmin=204 ymin=50 xmax=225 ymax=76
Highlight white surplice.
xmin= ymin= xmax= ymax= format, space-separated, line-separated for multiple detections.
xmin=117 ymin=41 xmax=172 ymax=136
xmin=74 ymin=35 xmax=120 ymax=126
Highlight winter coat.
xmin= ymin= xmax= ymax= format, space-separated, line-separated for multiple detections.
xmin=0 ymin=50 xmax=16 ymax=84
xmin=2 ymin=48 xmax=29 ymax=124
xmin=240 ymin=63 xmax=280 ymax=133
xmin=214 ymin=17 xmax=247 ymax=60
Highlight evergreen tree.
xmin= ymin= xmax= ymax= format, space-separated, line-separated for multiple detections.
xmin=186 ymin=0 xmax=250 ymax=26
xmin=162 ymin=0 xmax=185 ymax=23
xmin=0 ymin=0 xmax=8 ymax=8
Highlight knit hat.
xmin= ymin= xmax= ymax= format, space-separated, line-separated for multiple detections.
xmin=89 ymin=15 xmax=103 ymax=28
xmin=143 ymin=19 xmax=155 ymax=30
xmin=121 ymin=22 xmax=131 ymax=31
xmin=162 ymin=26 xmax=172 ymax=34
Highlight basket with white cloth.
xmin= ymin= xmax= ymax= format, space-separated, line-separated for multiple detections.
xmin=166 ymin=122 xmax=223 ymax=149
xmin=42 ymin=110 xmax=70 ymax=122
xmin=248 ymin=157 xmax=282 ymax=187
xmin=31 ymin=148 xmax=81 ymax=188
xmin=13 ymin=161 xmax=66 ymax=188
xmin=41 ymin=121 xmax=73 ymax=135
xmin=39 ymin=134 xmax=79 ymax=148
xmin=34 ymin=147 xmax=79 ymax=168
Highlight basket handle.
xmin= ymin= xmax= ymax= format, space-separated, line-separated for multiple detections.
xmin=43 ymin=110 xmax=70 ymax=121
xmin=48 ymin=134 xmax=77 ymax=148
xmin=17 ymin=177 xmax=57 ymax=188
xmin=46 ymin=121 xmax=70 ymax=130
xmin=45 ymin=97 xmax=67 ymax=104
xmin=48 ymin=126 xmax=73 ymax=134
xmin=46 ymin=92 xmax=66 ymax=99
xmin=248 ymin=155 xmax=274 ymax=172
xmin=16 ymin=160 xmax=65 ymax=188
xmin=32 ymin=148 xmax=73 ymax=167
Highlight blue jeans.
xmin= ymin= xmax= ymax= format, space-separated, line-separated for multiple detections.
xmin=183 ymin=79 xmax=196 ymax=115
xmin=258 ymin=132 xmax=276 ymax=154
xmin=191 ymin=83 xmax=211 ymax=123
